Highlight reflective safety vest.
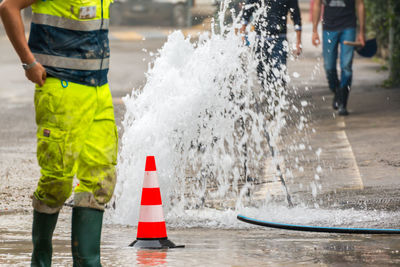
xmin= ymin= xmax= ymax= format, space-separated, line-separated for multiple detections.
xmin=28 ymin=0 xmax=113 ymax=86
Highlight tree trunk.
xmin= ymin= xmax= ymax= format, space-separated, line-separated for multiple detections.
xmin=388 ymin=0 xmax=394 ymax=82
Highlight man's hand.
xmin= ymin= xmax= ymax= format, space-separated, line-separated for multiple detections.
xmin=357 ymin=32 xmax=366 ymax=47
xmin=312 ymin=32 xmax=320 ymax=47
xmin=295 ymin=42 xmax=302 ymax=56
xmin=295 ymin=30 xmax=302 ymax=56
xmin=25 ymin=62 xmax=47 ymax=87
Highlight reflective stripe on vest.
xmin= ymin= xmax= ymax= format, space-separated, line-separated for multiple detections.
xmin=31 ymin=0 xmax=111 ymax=21
xmin=32 ymin=13 xmax=109 ymax=32
xmin=34 ymin=54 xmax=109 ymax=71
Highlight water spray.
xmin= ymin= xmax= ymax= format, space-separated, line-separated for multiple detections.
xmin=111 ymin=0 xmax=342 ymax=226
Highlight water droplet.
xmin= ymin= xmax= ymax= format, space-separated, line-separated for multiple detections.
xmin=316 ymin=165 xmax=322 ymax=173
xmin=310 ymin=182 xmax=317 ymax=198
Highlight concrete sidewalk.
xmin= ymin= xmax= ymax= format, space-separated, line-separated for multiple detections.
xmin=275 ymin=25 xmax=400 ymax=207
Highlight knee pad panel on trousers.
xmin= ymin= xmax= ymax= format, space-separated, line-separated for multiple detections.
xmin=34 ymin=175 xmax=73 ymax=211
xmin=93 ymin=166 xmax=116 ymax=205
xmin=74 ymin=166 xmax=116 ymax=210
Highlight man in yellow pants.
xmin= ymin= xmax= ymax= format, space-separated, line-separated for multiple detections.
xmin=0 ymin=0 xmax=118 ymax=266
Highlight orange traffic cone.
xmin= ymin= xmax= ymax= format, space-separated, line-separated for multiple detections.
xmin=129 ymin=156 xmax=184 ymax=249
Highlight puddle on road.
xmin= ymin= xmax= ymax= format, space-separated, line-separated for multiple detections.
xmin=1 ymin=212 xmax=400 ymax=266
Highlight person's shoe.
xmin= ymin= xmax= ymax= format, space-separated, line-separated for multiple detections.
xmin=31 ymin=210 xmax=59 ymax=267
xmin=338 ymin=106 xmax=349 ymax=116
xmin=337 ymin=87 xmax=350 ymax=116
xmin=332 ymin=100 xmax=339 ymax=110
xmin=71 ymin=207 xmax=103 ymax=267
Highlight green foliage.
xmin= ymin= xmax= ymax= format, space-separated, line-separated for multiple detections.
xmin=365 ymin=0 xmax=400 ymax=86
xmin=365 ymin=0 xmax=388 ymax=46
xmin=388 ymin=0 xmax=400 ymax=86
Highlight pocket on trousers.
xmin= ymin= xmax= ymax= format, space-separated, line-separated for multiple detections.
xmin=36 ymin=126 xmax=67 ymax=173
xmin=34 ymin=81 xmax=66 ymax=115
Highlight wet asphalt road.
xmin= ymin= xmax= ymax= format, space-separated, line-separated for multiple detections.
xmin=1 ymin=19 xmax=400 ymax=266
xmin=1 ymin=211 xmax=400 ymax=266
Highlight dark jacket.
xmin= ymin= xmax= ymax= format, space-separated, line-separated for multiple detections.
xmin=242 ymin=0 xmax=302 ymax=36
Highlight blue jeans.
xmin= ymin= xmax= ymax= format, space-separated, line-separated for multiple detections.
xmin=323 ymin=28 xmax=356 ymax=91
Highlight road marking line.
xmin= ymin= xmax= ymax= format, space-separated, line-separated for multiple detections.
xmin=337 ymin=119 xmax=345 ymax=128
xmin=254 ymin=156 xmax=288 ymax=198
xmin=336 ymin=125 xmax=364 ymax=190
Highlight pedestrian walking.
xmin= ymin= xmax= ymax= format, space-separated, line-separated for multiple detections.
xmin=312 ymin=0 xmax=366 ymax=115
xmin=0 ymin=0 xmax=117 ymax=266
xmin=239 ymin=1 xmax=302 ymax=206
xmin=240 ymin=0 xmax=302 ymax=88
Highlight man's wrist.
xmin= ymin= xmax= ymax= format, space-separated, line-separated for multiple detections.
xmin=22 ymin=60 xmax=37 ymax=71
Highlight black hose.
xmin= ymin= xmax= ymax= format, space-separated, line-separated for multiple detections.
xmin=237 ymin=214 xmax=400 ymax=234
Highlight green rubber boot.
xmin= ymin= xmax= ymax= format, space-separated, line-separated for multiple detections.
xmin=31 ymin=210 xmax=59 ymax=267
xmin=71 ymin=207 xmax=104 ymax=267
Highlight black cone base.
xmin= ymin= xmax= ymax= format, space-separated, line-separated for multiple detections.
xmin=129 ymin=238 xmax=184 ymax=249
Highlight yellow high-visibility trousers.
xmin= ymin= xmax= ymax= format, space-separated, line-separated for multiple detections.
xmin=33 ymin=77 xmax=118 ymax=214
